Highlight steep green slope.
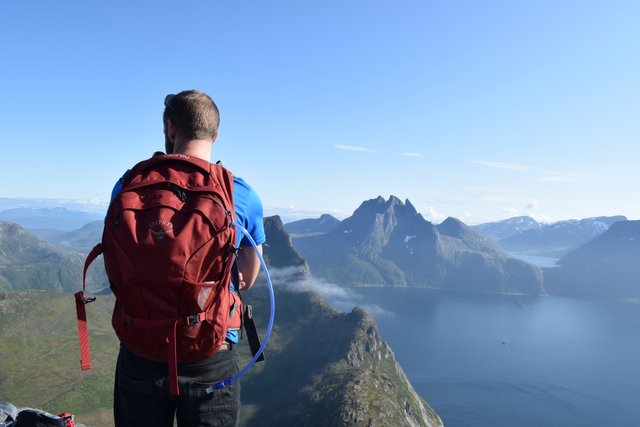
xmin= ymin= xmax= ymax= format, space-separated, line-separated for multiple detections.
xmin=0 ymin=291 xmax=118 ymax=426
xmin=0 ymin=221 xmax=105 ymax=293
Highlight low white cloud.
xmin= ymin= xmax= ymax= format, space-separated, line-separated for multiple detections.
xmin=468 ymin=160 xmax=534 ymax=172
xmin=268 ymin=268 xmax=394 ymax=318
xmin=526 ymin=198 xmax=541 ymax=210
xmin=425 ymin=206 xmax=447 ymax=222
xmin=402 ymin=152 xmax=423 ymax=158
xmin=334 ymin=144 xmax=377 ymax=153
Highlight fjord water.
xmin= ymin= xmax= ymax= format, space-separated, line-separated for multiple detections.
xmin=342 ymin=288 xmax=640 ymax=427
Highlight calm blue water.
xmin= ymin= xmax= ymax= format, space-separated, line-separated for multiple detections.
xmin=332 ymin=288 xmax=640 ymax=427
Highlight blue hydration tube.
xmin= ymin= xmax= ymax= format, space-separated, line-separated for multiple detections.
xmin=207 ymin=221 xmax=275 ymax=392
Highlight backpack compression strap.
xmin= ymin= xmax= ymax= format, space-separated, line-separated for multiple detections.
xmin=74 ymin=244 xmax=103 ymax=371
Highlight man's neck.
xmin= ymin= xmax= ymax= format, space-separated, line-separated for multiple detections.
xmin=172 ymin=139 xmax=212 ymax=162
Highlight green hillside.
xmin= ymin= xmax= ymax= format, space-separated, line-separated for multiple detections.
xmin=0 ymin=291 xmax=118 ymax=426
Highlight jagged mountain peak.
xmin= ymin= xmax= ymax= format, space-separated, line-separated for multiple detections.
xmin=340 ymin=196 xmax=428 ymax=240
xmin=351 ymin=196 xmax=418 ymax=219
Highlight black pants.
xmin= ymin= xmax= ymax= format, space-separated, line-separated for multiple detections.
xmin=114 ymin=345 xmax=240 ymax=427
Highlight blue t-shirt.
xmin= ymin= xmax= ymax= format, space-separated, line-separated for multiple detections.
xmin=111 ymin=168 xmax=265 ymax=343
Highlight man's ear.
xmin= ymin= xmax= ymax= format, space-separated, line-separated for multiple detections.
xmin=211 ymin=129 xmax=219 ymax=144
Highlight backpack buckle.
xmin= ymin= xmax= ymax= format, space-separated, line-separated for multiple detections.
xmin=186 ymin=314 xmax=201 ymax=325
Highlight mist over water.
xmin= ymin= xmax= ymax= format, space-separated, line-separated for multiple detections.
xmin=324 ymin=287 xmax=640 ymax=427
xmin=506 ymin=252 xmax=560 ymax=268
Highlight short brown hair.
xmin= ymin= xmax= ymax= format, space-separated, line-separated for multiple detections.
xmin=163 ymin=90 xmax=220 ymax=140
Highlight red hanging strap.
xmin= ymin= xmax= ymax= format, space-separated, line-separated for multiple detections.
xmin=168 ymin=320 xmax=180 ymax=396
xmin=75 ymin=244 xmax=103 ymax=371
xmin=125 ymin=311 xmax=206 ymax=396
xmin=75 ymin=291 xmax=92 ymax=370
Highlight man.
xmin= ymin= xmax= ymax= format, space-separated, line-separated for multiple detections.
xmin=112 ymin=90 xmax=265 ymax=427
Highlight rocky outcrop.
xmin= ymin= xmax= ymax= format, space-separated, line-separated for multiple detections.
xmin=337 ymin=308 xmax=443 ymax=427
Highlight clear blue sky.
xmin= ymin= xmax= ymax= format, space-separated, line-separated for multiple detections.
xmin=1 ymin=0 xmax=639 ymax=224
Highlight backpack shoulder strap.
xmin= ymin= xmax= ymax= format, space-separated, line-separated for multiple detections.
xmin=74 ymin=243 xmax=103 ymax=371
xmin=122 ymin=154 xmax=210 ymax=185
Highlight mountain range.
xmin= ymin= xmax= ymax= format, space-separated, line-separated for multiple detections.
xmin=4 ymin=195 xmax=638 ymax=300
xmin=285 ymin=197 xmax=640 ymax=299
xmin=472 ymin=215 xmax=627 ymax=258
xmin=0 ymin=207 xmax=104 ymax=233
xmin=291 ymin=196 xmax=544 ymax=295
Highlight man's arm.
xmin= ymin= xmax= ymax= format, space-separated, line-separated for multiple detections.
xmin=232 ymin=176 xmax=265 ymax=291
xmin=236 ymin=244 xmax=263 ymax=291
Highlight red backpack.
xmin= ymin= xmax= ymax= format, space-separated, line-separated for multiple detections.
xmin=75 ymin=154 xmax=242 ymax=395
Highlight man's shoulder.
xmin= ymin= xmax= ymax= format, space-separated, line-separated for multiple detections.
xmin=232 ymin=176 xmax=261 ymax=203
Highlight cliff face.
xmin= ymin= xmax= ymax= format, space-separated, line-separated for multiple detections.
xmin=337 ymin=308 xmax=442 ymax=427
xmin=240 ymin=290 xmax=442 ymax=427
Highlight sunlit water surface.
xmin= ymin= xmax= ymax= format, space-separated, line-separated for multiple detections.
xmin=329 ymin=288 xmax=640 ymax=427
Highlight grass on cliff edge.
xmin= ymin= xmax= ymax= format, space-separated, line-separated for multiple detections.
xmin=0 ymin=291 xmax=118 ymax=423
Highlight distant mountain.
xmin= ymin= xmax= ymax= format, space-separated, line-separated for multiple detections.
xmin=284 ymin=214 xmax=341 ymax=236
xmin=0 ymin=216 xmax=443 ymax=427
xmin=0 ymin=207 xmax=104 ymax=232
xmin=472 ymin=216 xmax=541 ymax=241
xmin=544 ymin=220 xmax=640 ymax=299
xmin=37 ymin=220 xmax=103 ymax=253
xmin=0 ymin=221 xmax=105 ymax=292
xmin=292 ymin=196 xmax=544 ymax=295
xmin=499 ymin=216 xmax=627 ymax=257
